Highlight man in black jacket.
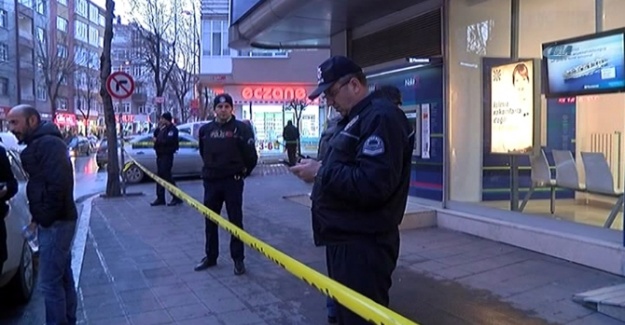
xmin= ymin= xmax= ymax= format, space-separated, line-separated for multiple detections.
xmin=151 ymin=112 xmax=182 ymax=206
xmin=0 ymin=140 xmax=18 ymax=275
xmin=194 ymin=94 xmax=258 ymax=275
xmin=7 ymin=104 xmax=78 ymax=325
xmin=282 ymin=120 xmax=300 ymax=166
xmin=291 ymin=56 xmax=414 ymax=325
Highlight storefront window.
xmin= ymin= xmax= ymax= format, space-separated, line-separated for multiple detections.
xmin=448 ymin=0 xmax=511 ymax=202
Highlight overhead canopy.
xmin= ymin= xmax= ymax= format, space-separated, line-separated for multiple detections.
xmin=229 ymin=0 xmax=432 ymax=50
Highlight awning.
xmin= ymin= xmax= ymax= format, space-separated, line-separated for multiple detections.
xmin=229 ymin=0 xmax=430 ymax=50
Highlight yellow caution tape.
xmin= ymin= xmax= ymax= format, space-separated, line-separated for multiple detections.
xmin=124 ymin=153 xmax=419 ymax=325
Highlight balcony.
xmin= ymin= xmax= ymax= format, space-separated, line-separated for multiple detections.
xmin=132 ymin=93 xmax=147 ymax=104
xmin=17 ymin=3 xmax=34 ymax=18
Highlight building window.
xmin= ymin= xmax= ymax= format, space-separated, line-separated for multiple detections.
xmin=56 ymin=44 xmax=67 ymax=58
xmin=0 ymin=78 xmax=8 ymax=96
xmin=18 ymin=0 xmax=32 ymax=8
xmin=0 ymin=10 xmax=8 ymax=28
xmin=0 ymin=43 xmax=8 ymax=61
xmin=56 ymin=97 xmax=68 ymax=111
xmin=36 ymin=27 xmax=45 ymax=43
xmin=203 ymin=19 xmax=230 ymax=57
xmin=98 ymin=14 xmax=105 ymax=26
xmin=88 ymin=26 xmax=99 ymax=46
xmin=36 ymin=85 xmax=46 ymax=101
xmin=137 ymin=106 xmax=145 ymax=114
xmin=57 ymin=17 xmax=68 ymax=32
xmin=75 ymin=21 xmax=88 ymax=42
xmin=58 ymin=0 xmax=66 ymax=5
xmin=89 ymin=4 xmax=99 ymax=23
xmin=36 ymin=0 xmax=46 ymax=14
xmin=133 ymin=65 xmax=142 ymax=77
xmin=123 ymin=103 xmax=131 ymax=113
xmin=75 ymin=0 xmax=88 ymax=17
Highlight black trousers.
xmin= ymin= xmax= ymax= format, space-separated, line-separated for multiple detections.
xmin=155 ymin=155 xmax=177 ymax=201
xmin=286 ymin=143 xmax=297 ymax=166
xmin=326 ymin=230 xmax=400 ymax=325
xmin=203 ymin=177 xmax=245 ymax=262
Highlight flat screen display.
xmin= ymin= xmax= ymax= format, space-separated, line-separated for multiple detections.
xmin=543 ymin=29 xmax=625 ymax=97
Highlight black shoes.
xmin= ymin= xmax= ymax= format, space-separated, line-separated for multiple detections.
xmin=167 ymin=199 xmax=182 ymax=206
xmin=194 ymin=258 xmax=245 ymax=275
xmin=150 ymin=200 xmax=165 ymax=206
xmin=234 ymin=260 xmax=246 ymax=276
xmin=194 ymin=257 xmax=217 ymax=271
xmin=327 ymin=316 xmax=337 ymax=324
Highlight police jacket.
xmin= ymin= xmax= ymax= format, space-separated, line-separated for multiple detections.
xmin=310 ymin=94 xmax=415 ymax=246
xmin=20 ymin=122 xmax=78 ymax=228
xmin=153 ymin=124 xmax=179 ymax=156
xmin=198 ymin=116 xmax=258 ymax=180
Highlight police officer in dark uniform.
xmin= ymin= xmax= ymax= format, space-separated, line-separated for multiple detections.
xmin=291 ymin=56 xmax=414 ymax=325
xmin=150 ymin=112 xmax=182 ymax=206
xmin=194 ymin=94 xmax=258 ymax=275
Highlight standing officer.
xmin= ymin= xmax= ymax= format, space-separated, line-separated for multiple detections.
xmin=290 ymin=56 xmax=414 ymax=325
xmin=150 ymin=112 xmax=182 ymax=206
xmin=194 ymin=94 xmax=258 ymax=275
xmin=282 ymin=120 xmax=300 ymax=166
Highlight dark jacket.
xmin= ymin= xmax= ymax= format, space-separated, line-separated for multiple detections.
xmin=198 ymin=117 xmax=258 ymax=180
xmin=317 ymin=117 xmax=342 ymax=162
xmin=20 ymin=122 xmax=77 ymax=228
xmin=310 ymin=94 xmax=415 ymax=246
xmin=283 ymin=123 xmax=300 ymax=144
xmin=153 ymin=124 xmax=179 ymax=156
xmin=0 ymin=145 xmax=18 ymax=264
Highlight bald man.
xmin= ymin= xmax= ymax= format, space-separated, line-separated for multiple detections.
xmin=7 ymin=105 xmax=78 ymax=325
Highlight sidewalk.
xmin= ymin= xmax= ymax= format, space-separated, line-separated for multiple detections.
xmin=77 ymin=173 xmax=625 ymax=325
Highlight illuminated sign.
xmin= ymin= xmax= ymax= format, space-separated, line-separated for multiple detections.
xmin=55 ymin=113 xmax=77 ymax=126
xmin=241 ymin=86 xmax=307 ymax=101
xmin=490 ymin=60 xmax=536 ymax=154
xmin=115 ymin=114 xmax=135 ymax=123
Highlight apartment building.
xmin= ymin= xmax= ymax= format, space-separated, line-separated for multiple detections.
xmin=198 ymin=0 xmax=328 ymax=156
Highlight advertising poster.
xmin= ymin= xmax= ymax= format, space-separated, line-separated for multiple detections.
xmin=490 ymin=60 xmax=535 ymax=154
xmin=544 ymin=34 xmax=625 ymax=94
xmin=421 ymin=104 xmax=431 ymax=159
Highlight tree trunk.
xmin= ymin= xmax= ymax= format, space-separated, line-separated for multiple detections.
xmin=100 ymin=0 xmax=121 ymax=197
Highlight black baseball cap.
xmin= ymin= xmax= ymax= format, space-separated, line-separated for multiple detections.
xmin=308 ymin=56 xmax=363 ymax=100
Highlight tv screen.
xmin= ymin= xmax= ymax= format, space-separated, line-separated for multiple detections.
xmin=542 ymin=28 xmax=625 ymax=97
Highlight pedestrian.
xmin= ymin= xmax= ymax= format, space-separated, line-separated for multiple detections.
xmin=373 ymin=84 xmax=403 ymax=106
xmin=0 ymin=139 xmax=18 ymax=275
xmin=282 ymin=120 xmax=300 ymax=166
xmin=7 ymin=104 xmax=78 ymax=325
xmin=290 ymin=56 xmax=414 ymax=325
xmin=194 ymin=94 xmax=258 ymax=275
xmin=150 ymin=112 xmax=182 ymax=206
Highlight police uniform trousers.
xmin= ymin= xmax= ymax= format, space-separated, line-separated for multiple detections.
xmin=203 ymin=176 xmax=245 ymax=262
xmin=155 ymin=154 xmax=176 ymax=201
xmin=326 ymin=229 xmax=400 ymax=325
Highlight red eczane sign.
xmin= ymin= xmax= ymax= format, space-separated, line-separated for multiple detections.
xmin=241 ymin=86 xmax=307 ymax=101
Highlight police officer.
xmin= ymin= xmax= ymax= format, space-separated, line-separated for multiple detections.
xmin=150 ymin=112 xmax=182 ymax=206
xmin=290 ymin=56 xmax=414 ymax=325
xmin=194 ymin=94 xmax=258 ymax=275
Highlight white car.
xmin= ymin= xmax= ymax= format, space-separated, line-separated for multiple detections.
xmin=0 ymin=143 xmax=36 ymax=303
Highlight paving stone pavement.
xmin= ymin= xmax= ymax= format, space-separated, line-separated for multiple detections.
xmin=77 ymin=173 xmax=625 ymax=325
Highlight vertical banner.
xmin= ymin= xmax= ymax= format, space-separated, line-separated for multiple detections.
xmin=490 ymin=60 xmax=535 ymax=154
xmin=421 ymin=103 xmax=431 ymax=159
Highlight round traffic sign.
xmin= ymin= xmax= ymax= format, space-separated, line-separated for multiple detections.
xmin=106 ymin=71 xmax=135 ymax=100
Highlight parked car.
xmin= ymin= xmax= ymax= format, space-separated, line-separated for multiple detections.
xmin=177 ymin=121 xmax=211 ymax=139
xmin=67 ymin=136 xmax=93 ymax=157
xmin=95 ymin=135 xmax=139 ymax=168
xmin=123 ymin=133 xmax=203 ymax=184
xmin=0 ymin=143 xmax=36 ymax=304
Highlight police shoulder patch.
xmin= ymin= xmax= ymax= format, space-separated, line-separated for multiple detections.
xmin=362 ymin=135 xmax=385 ymax=156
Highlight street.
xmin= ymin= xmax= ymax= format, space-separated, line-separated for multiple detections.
xmin=0 ymin=154 xmax=106 ymax=325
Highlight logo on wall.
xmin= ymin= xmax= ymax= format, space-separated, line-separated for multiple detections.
xmin=492 ymin=68 xmax=502 ymax=82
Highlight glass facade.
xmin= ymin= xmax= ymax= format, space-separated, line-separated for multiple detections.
xmin=448 ymin=0 xmax=625 ymax=230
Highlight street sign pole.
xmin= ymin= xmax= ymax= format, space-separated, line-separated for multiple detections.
xmin=105 ymin=71 xmax=142 ymax=198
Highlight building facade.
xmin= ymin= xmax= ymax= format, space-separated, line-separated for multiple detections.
xmin=199 ymin=0 xmax=328 ymax=157
xmin=229 ymin=0 xmax=625 ymax=276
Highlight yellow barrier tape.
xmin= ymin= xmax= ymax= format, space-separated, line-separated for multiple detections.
xmin=124 ymin=154 xmax=419 ymax=325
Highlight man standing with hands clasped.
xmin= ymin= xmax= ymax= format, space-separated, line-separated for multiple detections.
xmin=290 ymin=56 xmax=414 ymax=325
xmin=194 ymin=94 xmax=258 ymax=275
xmin=151 ymin=112 xmax=182 ymax=207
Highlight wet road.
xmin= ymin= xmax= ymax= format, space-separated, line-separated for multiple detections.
xmin=0 ymin=154 xmax=105 ymax=324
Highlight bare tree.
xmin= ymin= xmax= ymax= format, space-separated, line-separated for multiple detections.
xmin=75 ymin=66 xmax=101 ymax=130
xmin=34 ymin=28 xmax=79 ymax=120
xmin=169 ymin=5 xmax=199 ymax=123
xmin=283 ymin=99 xmax=309 ymax=154
xmin=100 ymin=0 xmax=121 ymax=197
xmin=130 ymin=0 xmax=181 ymax=118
